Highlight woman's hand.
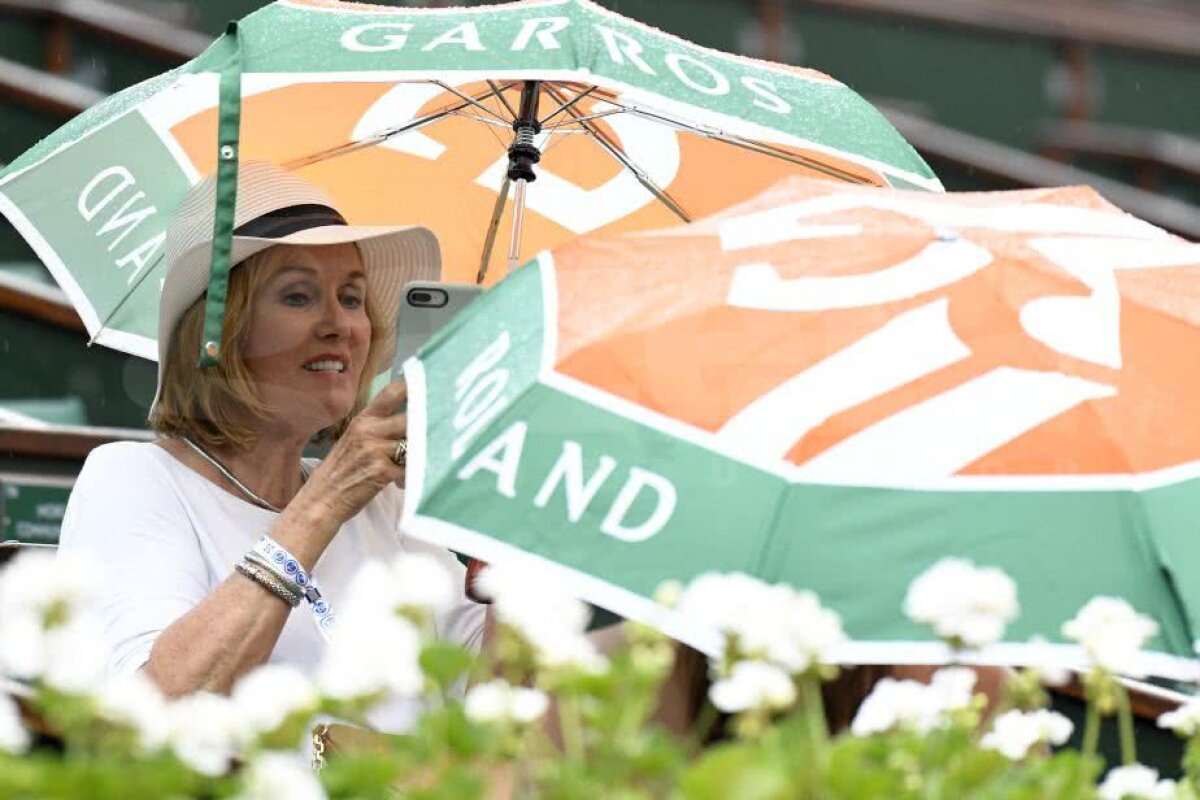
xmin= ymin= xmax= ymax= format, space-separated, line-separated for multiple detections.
xmin=289 ymin=380 xmax=409 ymax=531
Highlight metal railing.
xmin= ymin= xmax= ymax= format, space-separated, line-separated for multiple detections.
xmin=0 ymin=0 xmax=208 ymax=72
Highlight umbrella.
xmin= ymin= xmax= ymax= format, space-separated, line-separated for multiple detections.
xmin=0 ymin=0 xmax=937 ymax=365
xmin=400 ymin=176 xmax=1200 ymax=679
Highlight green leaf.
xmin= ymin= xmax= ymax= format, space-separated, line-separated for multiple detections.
xmin=679 ymin=743 xmax=791 ymax=800
xmin=420 ymin=643 xmax=473 ymax=690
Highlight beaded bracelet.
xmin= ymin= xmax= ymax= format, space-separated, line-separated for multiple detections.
xmin=235 ymin=560 xmax=301 ymax=607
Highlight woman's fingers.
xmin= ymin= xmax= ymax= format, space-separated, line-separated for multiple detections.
xmin=363 ymin=380 xmax=408 ymax=418
xmin=374 ymin=412 xmax=408 ymax=441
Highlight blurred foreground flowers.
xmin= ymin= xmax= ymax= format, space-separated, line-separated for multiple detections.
xmin=0 ymin=550 xmax=1195 ymax=799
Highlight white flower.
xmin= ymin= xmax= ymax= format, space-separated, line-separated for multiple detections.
xmin=1063 ymin=597 xmax=1159 ymax=676
xmin=981 ymin=709 xmax=1073 ymax=760
xmin=904 ymin=558 xmax=1018 ymax=648
xmin=850 ymin=678 xmax=930 ymax=736
xmin=1158 ymin=698 xmax=1200 ymax=737
xmin=709 ymin=660 xmax=796 ymax=713
xmin=475 ymin=562 xmax=607 ymax=673
xmin=850 ymin=668 xmax=977 ymax=736
xmin=464 ymin=680 xmax=549 ymax=725
xmin=391 ymin=553 xmax=455 ymax=615
xmin=678 ymin=573 xmax=845 ymax=675
xmin=232 ymin=664 xmax=319 ymax=735
xmin=0 ymin=551 xmax=106 ymax=687
xmin=40 ymin=615 xmax=108 ymax=693
xmin=1025 ymin=636 xmax=1073 ymax=687
xmin=0 ymin=693 xmax=30 ymax=754
xmin=508 ymin=686 xmax=550 ymax=723
xmin=96 ymin=672 xmax=169 ymax=753
xmin=0 ymin=550 xmax=99 ymax=624
xmin=1098 ymin=764 xmax=1177 ymax=800
xmin=1 ymin=609 xmax=107 ymax=691
xmin=341 ymin=555 xmax=455 ymax=623
xmin=928 ymin=667 xmax=977 ymax=711
xmin=167 ymin=692 xmax=253 ymax=777
xmin=0 ymin=610 xmax=44 ymax=679
xmin=236 ymin=751 xmax=326 ymax=800
xmin=316 ymin=612 xmax=422 ymax=701
xmin=654 ymin=580 xmax=683 ymax=608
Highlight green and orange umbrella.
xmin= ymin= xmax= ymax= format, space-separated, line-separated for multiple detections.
xmin=0 ymin=0 xmax=935 ymax=365
xmin=401 ymin=176 xmax=1200 ymax=679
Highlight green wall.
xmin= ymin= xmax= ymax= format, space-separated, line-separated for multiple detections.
xmin=0 ymin=311 xmax=156 ymax=429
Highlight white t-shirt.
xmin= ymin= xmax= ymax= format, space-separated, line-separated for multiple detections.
xmin=58 ymin=441 xmax=485 ymax=733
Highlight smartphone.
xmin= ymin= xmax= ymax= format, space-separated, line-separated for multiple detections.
xmin=391 ymin=281 xmax=484 ymax=376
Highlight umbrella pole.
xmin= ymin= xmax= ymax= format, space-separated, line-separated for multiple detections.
xmin=504 ymin=81 xmax=542 ymax=274
xmin=507 ymin=179 xmax=529 ymax=273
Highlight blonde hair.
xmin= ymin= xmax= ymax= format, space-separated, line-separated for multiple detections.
xmin=149 ymin=245 xmax=384 ymax=451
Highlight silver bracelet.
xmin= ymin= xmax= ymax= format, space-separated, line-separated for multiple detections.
xmin=235 ymin=560 xmax=301 ymax=607
xmin=244 ymin=551 xmax=302 ymax=594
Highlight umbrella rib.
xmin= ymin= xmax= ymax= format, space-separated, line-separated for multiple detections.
xmin=542 ymin=108 xmax=624 ymax=131
xmin=433 ymin=81 xmax=511 ymax=124
xmin=284 ymin=82 xmax=519 ymax=170
xmin=486 ymin=80 xmax=518 ymax=121
xmin=447 ymin=109 xmax=512 ymax=129
xmin=90 ymin=252 xmax=165 ymax=346
xmin=617 ymin=102 xmax=875 ymax=186
xmin=543 ymin=85 xmax=691 ymax=224
xmin=539 ymin=85 xmax=598 ymax=127
xmin=477 ymin=174 xmax=511 ymax=284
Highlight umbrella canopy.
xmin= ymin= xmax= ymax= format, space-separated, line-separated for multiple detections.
xmin=0 ymin=0 xmax=936 ymax=362
xmin=401 ymin=176 xmax=1200 ymax=678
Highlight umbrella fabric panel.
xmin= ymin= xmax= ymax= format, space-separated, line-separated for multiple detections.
xmin=1142 ymin=479 xmax=1200 ymax=651
xmin=408 ymin=355 xmax=1197 ymax=662
xmin=758 ymin=482 xmax=1195 ymax=657
xmin=418 ymin=381 xmax=785 ymax=603
xmin=0 ymin=109 xmax=194 ymax=357
xmin=547 ymin=178 xmax=1200 ymax=479
xmin=411 ymin=261 xmax=549 ymax=495
xmin=408 ymin=255 xmax=784 ymax=601
xmin=165 ymin=79 xmax=875 ymax=284
xmin=403 ymin=177 xmax=1200 ymax=677
xmin=234 ymin=0 xmax=933 ymax=186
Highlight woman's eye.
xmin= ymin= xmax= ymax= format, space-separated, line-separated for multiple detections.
xmin=340 ymin=294 xmax=364 ymax=310
xmin=283 ymin=291 xmax=311 ymax=306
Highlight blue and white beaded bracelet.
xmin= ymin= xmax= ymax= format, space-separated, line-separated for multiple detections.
xmin=251 ymin=535 xmax=336 ymax=641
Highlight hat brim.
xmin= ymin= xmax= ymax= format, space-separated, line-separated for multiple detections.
xmin=152 ymin=223 xmax=440 ymax=412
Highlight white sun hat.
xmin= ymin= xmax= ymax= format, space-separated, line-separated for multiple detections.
xmin=151 ymin=160 xmax=441 ymax=412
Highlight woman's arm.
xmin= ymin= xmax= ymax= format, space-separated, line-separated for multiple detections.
xmin=140 ymin=383 xmax=411 ymax=697
xmin=140 ymin=503 xmax=335 ymax=697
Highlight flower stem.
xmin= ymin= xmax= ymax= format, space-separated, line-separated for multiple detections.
xmin=800 ymin=677 xmax=829 ymax=749
xmin=1082 ymin=696 xmax=1101 ymax=759
xmin=1115 ymin=685 xmax=1137 ymax=766
xmin=559 ymin=695 xmax=586 ymax=764
xmin=1185 ymin=737 xmax=1200 ymax=792
xmin=689 ymin=699 xmax=720 ymax=754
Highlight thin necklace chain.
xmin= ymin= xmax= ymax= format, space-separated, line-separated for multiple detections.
xmin=181 ymin=436 xmax=305 ymax=513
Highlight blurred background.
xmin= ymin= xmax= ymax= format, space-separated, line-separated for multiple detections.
xmin=0 ymin=0 xmax=1197 ymax=528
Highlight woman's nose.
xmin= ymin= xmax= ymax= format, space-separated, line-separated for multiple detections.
xmin=315 ymin=296 xmax=352 ymax=338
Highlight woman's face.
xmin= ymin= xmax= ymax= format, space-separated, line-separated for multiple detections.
xmin=242 ymin=242 xmax=372 ymax=435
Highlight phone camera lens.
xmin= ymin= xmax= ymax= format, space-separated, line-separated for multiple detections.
xmin=411 ymin=292 xmax=432 ymax=304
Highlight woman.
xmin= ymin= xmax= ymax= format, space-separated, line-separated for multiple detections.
xmin=59 ymin=162 xmax=485 ymax=732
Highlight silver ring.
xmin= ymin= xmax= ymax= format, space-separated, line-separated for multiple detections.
xmin=392 ymin=439 xmax=408 ymax=467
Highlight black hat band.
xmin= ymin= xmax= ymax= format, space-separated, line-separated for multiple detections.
xmin=233 ymin=204 xmax=348 ymax=239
